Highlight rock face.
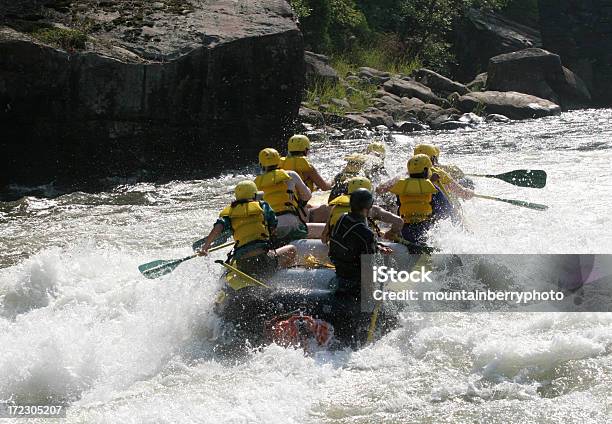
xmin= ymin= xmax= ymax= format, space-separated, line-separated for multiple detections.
xmin=382 ymin=78 xmax=443 ymax=105
xmin=455 ymin=8 xmax=541 ymax=81
xmin=538 ymin=0 xmax=612 ymax=106
xmin=488 ymin=48 xmax=591 ymax=109
xmin=0 ymin=0 xmax=304 ymax=192
xmin=457 ymin=91 xmax=561 ymax=120
xmin=413 ymin=68 xmax=470 ymax=96
xmin=304 ymin=51 xmax=338 ymax=86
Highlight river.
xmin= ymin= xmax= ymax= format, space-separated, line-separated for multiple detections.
xmin=1 ymin=109 xmax=611 ymax=423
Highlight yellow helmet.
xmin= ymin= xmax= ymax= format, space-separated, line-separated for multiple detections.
xmin=343 ymin=153 xmax=367 ymax=173
xmin=288 ymin=134 xmax=311 ymax=152
xmin=413 ymin=143 xmax=439 ymax=159
xmin=365 ymin=142 xmax=385 ymax=158
xmin=258 ymin=148 xmax=281 ymax=167
xmin=408 ymin=154 xmax=433 ymax=177
xmin=234 ymin=180 xmax=258 ymax=200
xmin=347 ymin=176 xmax=373 ymax=194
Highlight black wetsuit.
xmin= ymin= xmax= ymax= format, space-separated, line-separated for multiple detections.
xmin=328 ymin=212 xmax=378 ymax=345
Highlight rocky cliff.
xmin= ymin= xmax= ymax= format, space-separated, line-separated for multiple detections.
xmin=0 ymin=0 xmax=304 ymax=193
xmin=538 ymin=0 xmax=612 ymax=106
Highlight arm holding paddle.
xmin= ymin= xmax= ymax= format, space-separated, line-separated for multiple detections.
xmin=197 ymin=222 xmax=226 ymax=256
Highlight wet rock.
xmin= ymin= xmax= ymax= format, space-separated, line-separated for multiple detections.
xmin=457 ymin=91 xmax=561 ymax=120
xmin=413 ymin=68 xmax=470 ymax=96
xmin=395 ymin=119 xmax=429 ymax=133
xmin=435 ymin=121 xmax=471 ymax=130
xmin=383 ymin=78 xmax=443 ymax=105
xmin=458 ymin=112 xmax=485 ymax=125
xmin=304 ymin=51 xmax=339 ymax=85
xmin=298 ymin=106 xmax=324 ymax=126
xmin=485 ymin=113 xmax=511 ymax=123
xmin=455 ymin=8 xmax=542 ymax=81
xmin=467 ymin=72 xmax=488 ymax=91
xmin=487 ymin=48 xmax=591 ymax=109
xmin=0 ymin=0 xmax=304 ymax=188
xmin=360 ymin=108 xmax=394 ymax=127
xmin=328 ymin=113 xmax=369 ymax=128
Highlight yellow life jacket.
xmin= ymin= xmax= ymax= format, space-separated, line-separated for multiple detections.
xmin=254 ymin=169 xmax=299 ymax=215
xmin=219 ymin=200 xmax=269 ymax=248
xmin=432 ymin=166 xmax=453 ymax=187
xmin=390 ymin=178 xmax=438 ymax=224
xmin=328 ymin=194 xmax=350 ymax=227
xmin=281 ymin=155 xmax=315 ymax=191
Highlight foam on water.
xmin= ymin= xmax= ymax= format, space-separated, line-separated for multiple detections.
xmin=1 ymin=110 xmax=612 ymax=423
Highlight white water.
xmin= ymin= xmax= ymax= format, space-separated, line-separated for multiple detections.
xmin=1 ymin=109 xmax=611 ymax=423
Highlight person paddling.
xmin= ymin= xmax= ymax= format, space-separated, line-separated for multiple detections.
xmin=384 ymin=155 xmax=453 ymax=245
xmin=197 ymin=180 xmax=296 ymax=278
xmin=321 ymin=176 xmax=404 ymax=244
xmin=255 ymin=148 xmax=325 ymax=243
xmin=280 ymin=135 xmax=331 ymax=192
xmin=327 ymin=188 xmax=379 ymax=345
xmin=414 ymin=143 xmax=474 ymax=200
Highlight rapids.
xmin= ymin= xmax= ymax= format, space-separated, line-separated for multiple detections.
xmin=1 ymin=109 xmax=611 ymax=423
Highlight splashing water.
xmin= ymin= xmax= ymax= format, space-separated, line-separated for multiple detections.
xmin=1 ymin=110 xmax=611 ymax=423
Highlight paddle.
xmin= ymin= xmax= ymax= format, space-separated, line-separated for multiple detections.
xmin=138 ymin=241 xmax=234 ymax=279
xmin=467 ymin=170 xmax=547 ymax=188
xmin=214 ymin=260 xmax=270 ymax=288
xmin=474 ymin=194 xmax=548 ymax=211
xmin=192 ymin=229 xmax=232 ymax=252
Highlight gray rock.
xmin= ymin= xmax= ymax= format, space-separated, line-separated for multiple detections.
xmin=360 ymin=109 xmax=394 ymax=127
xmin=457 ymin=91 xmax=561 ymax=120
xmin=455 ymin=8 xmax=542 ymax=81
xmin=435 ymin=121 xmax=471 ymax=130
xmin=487 ymin=48 xmax=591 ymax=109
xmin=383 ymin=78 xmax=443 ymax=105
xmin=485 ymin=113 xmax=511 ymax=123
xmin=330 ymin=97 xmax=351 ymax=109
xmin=539 ymin=0 xmax=612 ymax=106
xmin=304 ymin=51 xmax=339 ymax=85
xmin=395 ymin=119 xmax=429 ymax=133
xmin=414 ymin=68 xmax=470 ymax=95
xmin=358 ymin=67 xmax=391 ymax=84
xmin=0 ymin=0 xmax=303 ymax=189
xmin=467 ymin=72 xmax=488 ymax=91
xmin=298 ymin=106 xmax=324 ymax=126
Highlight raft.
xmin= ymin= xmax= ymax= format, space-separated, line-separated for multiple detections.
xmin=212 ymin=239 xmax=425 ymax=354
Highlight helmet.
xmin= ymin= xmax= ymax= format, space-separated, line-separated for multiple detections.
xmin=288 ymin=135 xmax=310 ymax=152
xmin=408 ymin=154 xmax=433 ymax=177
xmin=347 ymin=176 xmax=372 ymax=194
xmin=413 ymin=143 xmax=439 ymax=159
xmin=350 ymin=188 xmax=374 ymax=210
xmin=343 ymin=153 xmax=367 ymax=173
xmin=259 ymin=148 xmax=281 ymax=167
xmin=235 ymin=180 xmax=258 ymax=200
xmin=365 ymin=142 xmax=385 ymax=158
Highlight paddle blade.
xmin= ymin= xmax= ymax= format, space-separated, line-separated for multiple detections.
xmin=494 ymin=197 xmax=549 ymax=211
xmin=495 ymin=170 xmax=547 ymax=188
xmin=138 ymin=257 xmax=189 ymax=279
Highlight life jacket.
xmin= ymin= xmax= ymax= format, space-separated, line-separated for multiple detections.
xmin=390 ymin=178 xmax=438 ymax=224
xmin=328 ymin=194 xmax=350 ymax=228
xmin=254 ymin=169 xmax=299 ymax=215
xmin=432 ymin=166 xmax=453 ymax=187
xmin=219 ymin=200 xmax=269 ymax=248
xmin=281 ymin=155 xmax=315 ymax=191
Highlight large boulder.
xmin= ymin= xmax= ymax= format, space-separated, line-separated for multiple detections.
xmin=304 ymin=50 xmax=339 ymax=86
xmin=0 ymin=0 xmax=304 ymax=193
xmin=457 ymin=91 xmax=561 ymax=120
xmin=455 ymin=8 xmax=542 ymax=82
xmin=382 ymin=78 xmax=443 ymax=105
xmin=487 ymin=48 xmax=591 ymax=109
xmin=413 ymin=68 xmax=470 ymax=96
xmin=538 ymin=0 xmax=612 ymax=106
